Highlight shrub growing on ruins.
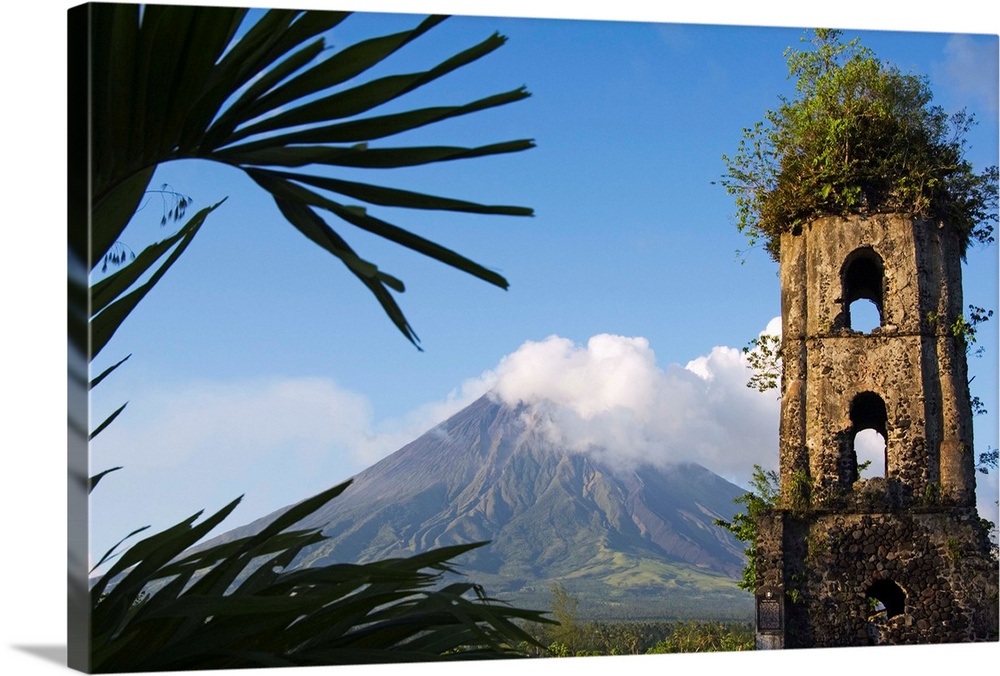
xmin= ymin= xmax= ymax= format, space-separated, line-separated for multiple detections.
xmin=720 ymin=29 xmax=998 ymax=260
xmin=713 ymin=465 xmax=780 ymax=591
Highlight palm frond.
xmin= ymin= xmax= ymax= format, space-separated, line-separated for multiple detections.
xmin=89 ymin=481 xmax=551 ymax=671
xmin=87 ymin=6 xmax=533 ymax=349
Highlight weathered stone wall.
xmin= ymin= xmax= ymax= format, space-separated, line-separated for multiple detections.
xmin=761 ymin=214 xmax=996 ymax=648
xmin=778 ymin=215 xmax=976 ymax=509
xmin=757 ymin=509 xmax=998 ymax=647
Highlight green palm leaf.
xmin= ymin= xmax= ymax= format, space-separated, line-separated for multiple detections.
xmin=228 ymin=87 xmax=532 ymax=148
xmin=85 ymin=6 xmax=533 ymax=352
xmin=90 ymin=200 xmax=224 ymax=359
xmin=89 ymin=354 xmax=131 ymax=390
xmin=216 ymin=139 xmax=535 ymax=169
xmin=211 ymin=15 xmax=445 ymax=139
xmin=75 ymin=7 xmax=545 ymax=670
xmin=89 ymin=481 xmax=551 ymax=672
xmin=249 ymin=171 xmax=509 ymax=290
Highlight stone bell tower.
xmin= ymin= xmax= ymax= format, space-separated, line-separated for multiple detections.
xmin=754 ymin=214 xmax=998 ymax=648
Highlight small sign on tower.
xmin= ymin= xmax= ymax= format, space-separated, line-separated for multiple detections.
xmin=755 ymin=585 xmax=784 ymax=650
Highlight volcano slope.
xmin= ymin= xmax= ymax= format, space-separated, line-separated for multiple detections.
xmin=216 ymin=394 xmax=753 ymax=620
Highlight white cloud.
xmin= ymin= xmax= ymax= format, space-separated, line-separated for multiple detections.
xmin=88 ymin=326 xmax=782 ymax=561
xmin=87 ymin=373 xmax=495 ymax=560
xmin=763 ymin=315 xmax=782 ymax=337
xmin=90 ymin=320 xmax=998 ymax=560
xmin=487 ymin=327 xmax=781 ymax=481
xmin=93 ymin=328 xmax=783 ymax=492
xmin=93 ymin=377 xmax=375 ymax=470
xmin=92 ymin=374 xmax=497 ymax=481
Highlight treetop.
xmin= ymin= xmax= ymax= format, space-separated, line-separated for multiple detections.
xmin=721 ymin=29 xmax=997 ymax=261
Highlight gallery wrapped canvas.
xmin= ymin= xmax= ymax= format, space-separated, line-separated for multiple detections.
xmin=66 ymin=1 xmax=998 ymax=674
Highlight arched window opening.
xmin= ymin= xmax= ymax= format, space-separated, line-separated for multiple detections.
xmin=849 ymin=392 xmax=888 ymax=482
xmin=866 ymin=579 xmax=906 ymax=619
xmin=842 ymin=248 xmax=885 ymax=332
xmin=854 ymin=428 xmax=886 ymax=479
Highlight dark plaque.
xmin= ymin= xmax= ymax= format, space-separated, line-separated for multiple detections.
xmin=756 ymin=586 xmax=783 ymax=632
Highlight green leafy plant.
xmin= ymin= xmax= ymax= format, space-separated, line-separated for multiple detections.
xmin=70 ymin=6 xmax=549 ymax=670
xmin=945 ymin=537 xmax=964 ymax=563
xmin=743 ymin=333 xmax=782 ymax=394
xmin=72 ymin=4 xmax=534 ymax=357
xmin=804 ymin=532 xmax=828 ymax=564
xmin=788 ymin=469 xmax=814 ymax=515
xmin=720 ymin=28 xmax=997 ymax=260
xmin=545 ymin=583 xmax=586 ymax=654
xmin=951 ymin=305 xmax=994 ymax=348
xmin=645 ymin=621 xmax=754 ymax=653
xmin=89 ymin=480 xmax=550 ymax=672
xmin=939 ymin=305 xmax=993 ymax=415
xmin=545 ymin=642 xmax=571 ymax=657
xmin=714 ymin=465 xmax=781 ymax=591
xmin=921 ymin=481 xmax=941 ymax=506
xmin=977 ymin=448 xmax=999 ymax=559
xmin=978 ymin=447 xmax=999 ymax=475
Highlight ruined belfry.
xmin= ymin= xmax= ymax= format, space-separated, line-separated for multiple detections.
xmin=755 ymin=213 xmax=998 ymax=648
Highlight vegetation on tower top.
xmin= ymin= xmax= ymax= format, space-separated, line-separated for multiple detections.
xmin=721 ymin=28 xmax=998 ymax=260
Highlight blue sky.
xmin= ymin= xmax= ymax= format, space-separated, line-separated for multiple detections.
xmin=3 ymin=2 xmax=999 ymax=675
xmin=83 ymin=4 xmax=1000 ymax=565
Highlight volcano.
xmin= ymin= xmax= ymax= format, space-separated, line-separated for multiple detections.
xmin=214 ymin=394 xmax=753 ymax=619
